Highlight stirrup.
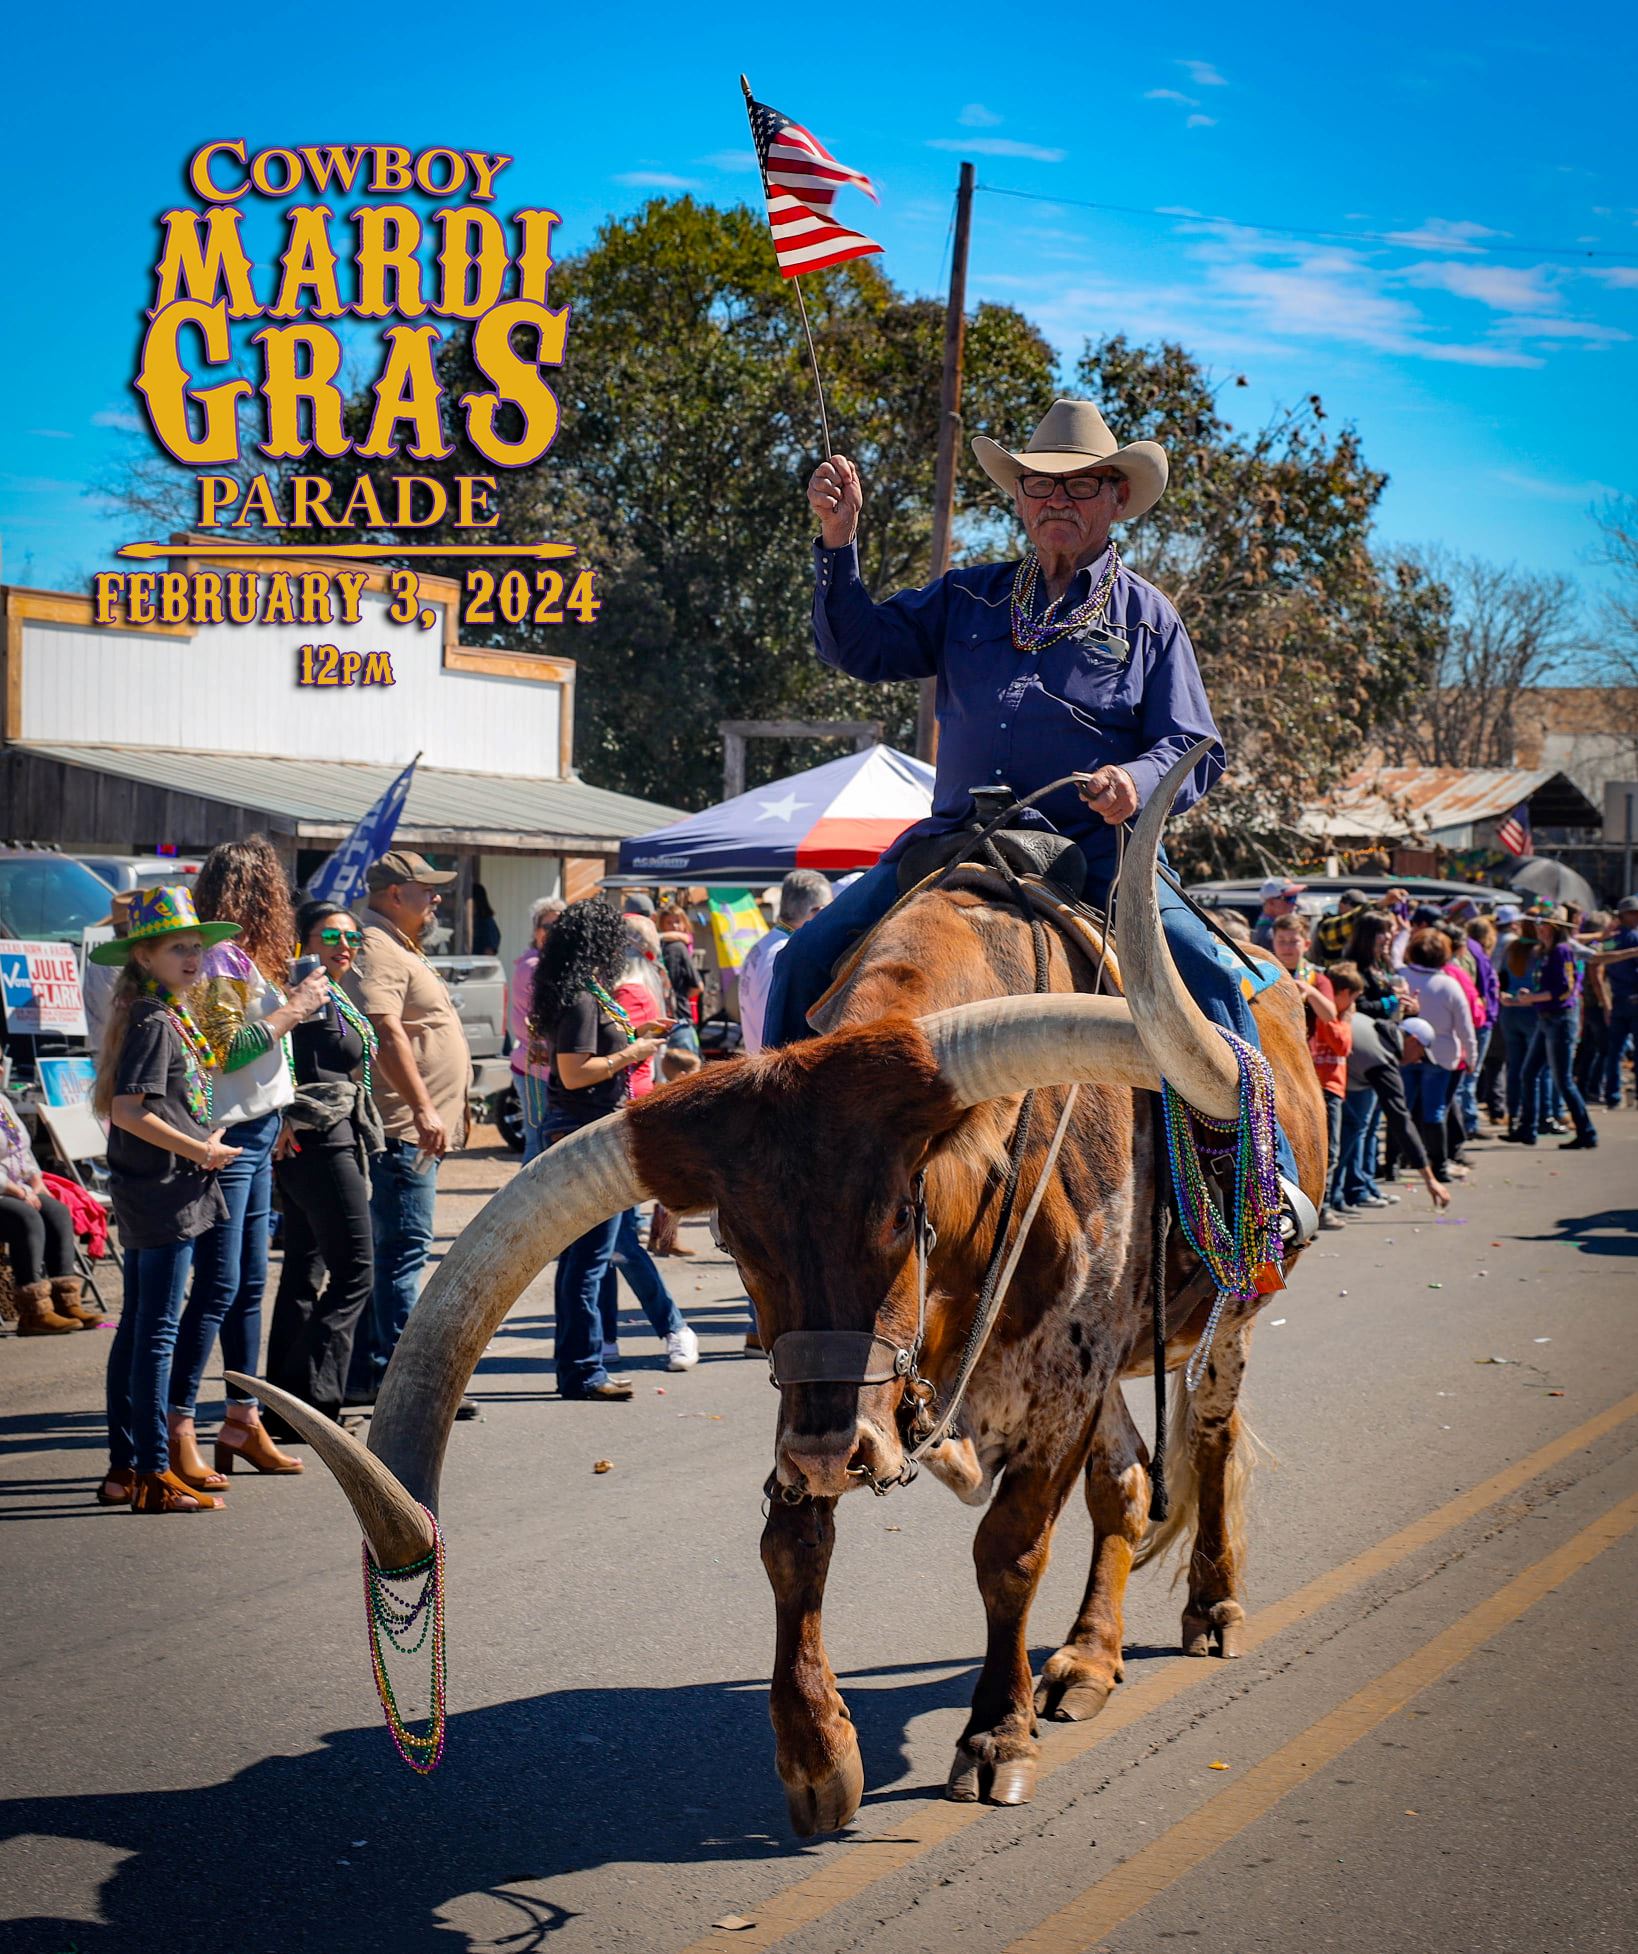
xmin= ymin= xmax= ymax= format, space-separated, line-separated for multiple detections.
xmin=1277 ymin=1176 xmax=1318 ymax=1250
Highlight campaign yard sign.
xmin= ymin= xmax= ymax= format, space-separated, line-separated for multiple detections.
xmin=0 ymin=940 xmax=88 ymax=1037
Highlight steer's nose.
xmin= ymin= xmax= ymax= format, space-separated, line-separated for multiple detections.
xmin=779 ymin=1426 xmax=891 ymax=1498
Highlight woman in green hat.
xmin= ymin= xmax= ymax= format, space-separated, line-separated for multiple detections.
xmin=90 ymin=887 xmax=245 ymax=1513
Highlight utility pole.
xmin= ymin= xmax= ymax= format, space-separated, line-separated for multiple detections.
xmin=916 ymin=160 xmax=975 ymax=763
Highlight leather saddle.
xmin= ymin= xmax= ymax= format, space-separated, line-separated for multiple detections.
xmin=895 ymin=817 xmax=1087 ymax=902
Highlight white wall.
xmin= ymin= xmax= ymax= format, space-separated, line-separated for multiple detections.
xmin=479 ymin=852 xmax=562 ymax=978
xmin=21 ymin=599 xmax=562 ymax=776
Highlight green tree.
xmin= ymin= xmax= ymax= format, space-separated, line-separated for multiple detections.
xmin=1067 ymin=336 xmax=1440 ymax=873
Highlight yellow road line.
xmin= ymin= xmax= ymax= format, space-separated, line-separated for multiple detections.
xmin=1006 ymin=1486 xmax=1638 ymax=1953
xmin=679 ymin=1390 xmax=1638 ymax=1954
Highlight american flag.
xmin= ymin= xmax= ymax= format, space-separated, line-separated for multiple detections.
xmin=1497 ymin=801 xmax=1532 ymax=857
xmin=743 ymin=86 xmax=881 ymax=278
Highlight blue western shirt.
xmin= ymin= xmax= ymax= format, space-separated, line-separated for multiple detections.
xmin=813 ymin=540 xmax=1223 ymax=877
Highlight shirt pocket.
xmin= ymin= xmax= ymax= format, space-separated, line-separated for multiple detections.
xmin=1056 ymin=626 xmax=1142 ymax=724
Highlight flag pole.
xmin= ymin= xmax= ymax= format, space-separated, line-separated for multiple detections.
xmin=742 ymin=73 xmax=834 ymax=461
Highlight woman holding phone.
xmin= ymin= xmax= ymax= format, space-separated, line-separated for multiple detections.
xmin=529 ymin=900 xmax=670 ymax=1402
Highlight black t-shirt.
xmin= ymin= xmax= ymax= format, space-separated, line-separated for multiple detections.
xmin=662 ymin=940 xmax=701 ymax=1003
xmin=106 ymin=998 xmax=229 ymax=1248
xmin=291 ymin=1011 xmax=365 ymax=1086
xmin=546 ymin=993 xmax=630 ymax=1125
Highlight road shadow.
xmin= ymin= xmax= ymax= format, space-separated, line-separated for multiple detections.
xmin=1514 ymin=1206 xmax=1638 ymax=1256
xmin=1 ymin=1660 xmax=986 ymax=1954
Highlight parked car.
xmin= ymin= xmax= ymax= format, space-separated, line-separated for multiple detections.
xmin=426 ymin=954 xmax=516 ymax=1142
xmin=0 ymin=849 xmax=117 ymax=943
xmin=73 ymin=853 xmax=203 ymax=895
xmin=1186 ymin=873 xmax=1508 ymax=927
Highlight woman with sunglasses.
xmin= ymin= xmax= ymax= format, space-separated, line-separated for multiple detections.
xmin=262 ymin=901 xmax=382 ymax=1434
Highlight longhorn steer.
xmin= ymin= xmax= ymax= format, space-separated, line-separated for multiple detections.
xmin=237 ymin=752 xmax=1325 ymax=1837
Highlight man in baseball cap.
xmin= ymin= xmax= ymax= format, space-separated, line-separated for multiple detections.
xmin=365 ymin=849 xmax=457 ymax=892
xmin=1253 ymin=876 xmax=1306 ymax=949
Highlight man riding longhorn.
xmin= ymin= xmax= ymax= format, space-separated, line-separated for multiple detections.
xmin=763 ymin=396 xmax=1311 ymax=1230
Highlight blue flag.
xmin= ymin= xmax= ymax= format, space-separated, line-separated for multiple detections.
xmin=306 ymin=754 xmax=420 ymax=909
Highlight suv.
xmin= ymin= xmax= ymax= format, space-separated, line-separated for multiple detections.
xmin=74 ymin=853 xmax=203 ymax=894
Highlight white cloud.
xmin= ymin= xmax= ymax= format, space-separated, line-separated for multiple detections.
xmin=1144 ymin=88 xmax=1197 ymax=105
xmin=1490 ymin=315 xmax=1628 ymax=344
xmin=1588 ymin=265 xmax=1638 ymax=288
xmin=1494 ymin=469 xmax=1620 ymax=501
xmin=1383 ymin=217 xmax=1507 ymax=254
xmin=959 ymin=103 xmax=1002 ymax=126
xmin=91 ymin=408 xmax=143 ymax=432
xmin=615 ymin=171 xmax=702 ymax=190
xmin=928 ymin=137 xmax=1065 ymax=162
xmin=1186 ymin=114 xmax=1217 ymax=129
xmin=698 ymin=149 xmax=759 ymax=173
xmin=1401 ymin=259 xmax=1559 ymax=312
xmin=1179 ymin=58 xmax=1227 ymax=86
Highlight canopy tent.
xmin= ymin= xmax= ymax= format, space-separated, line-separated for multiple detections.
xmin=617 ymin=744 xmax=935 ymax=882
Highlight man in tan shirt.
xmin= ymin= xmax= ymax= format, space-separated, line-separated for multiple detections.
xmin=346 ymin=850 xmax=472 ymax=1402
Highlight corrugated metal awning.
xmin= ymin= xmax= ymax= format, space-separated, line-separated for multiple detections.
xmin=14 ymin=743 xmax=684 ymax=853
xmin=1305 ymin=765 xmax=1602 ymax=841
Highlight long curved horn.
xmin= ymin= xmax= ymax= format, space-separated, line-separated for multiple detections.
xmin=1116 ymin=740 xmax=1241 ymax=1122
xmin=919 ymin=993 xmax=1160 ymax=1107
xmin=226 ymin=1111 xmax=646 ymax=1567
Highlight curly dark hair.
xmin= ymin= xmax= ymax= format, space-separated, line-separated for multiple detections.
xmin=531 ymin=898 xmax=627 ymax=1032
xmin=193 ymin=834 xmax=296 ymax=983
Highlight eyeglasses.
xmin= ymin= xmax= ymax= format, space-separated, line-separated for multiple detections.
xmin=319 ymin=929 xmax=364 ymax=948
xmin=1019 ymin=473 xmax=1122 ymax=501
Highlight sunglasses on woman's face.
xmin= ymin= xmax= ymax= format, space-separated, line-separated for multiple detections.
xmin=319 ymin=929 xmax=363 ymax=948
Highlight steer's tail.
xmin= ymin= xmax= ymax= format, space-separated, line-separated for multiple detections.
xmin=1131 ymin=1354 xmax=1258 ymax=1583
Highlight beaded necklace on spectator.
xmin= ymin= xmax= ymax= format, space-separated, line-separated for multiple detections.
xmin=586 ymin=979 xmax=637 ymax=1042
xmin=139 ymin=976 xmax=216 ymax=1127
xmin=331 ymin=983 xmax=378 ymax=1097
xmin=1010 ymin=546 xmax=1122 ymax=653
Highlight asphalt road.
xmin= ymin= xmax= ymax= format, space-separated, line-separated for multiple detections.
xmin=2 ymin=1114 xmax=1635 ymax=1954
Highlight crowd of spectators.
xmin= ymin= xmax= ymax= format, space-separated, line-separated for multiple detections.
xmin=1263 ymin=882 xmax=1638 ymax=1231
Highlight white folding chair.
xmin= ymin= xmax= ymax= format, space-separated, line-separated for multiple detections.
xmin=34 ymin=1100 xmax=122 ymax=1306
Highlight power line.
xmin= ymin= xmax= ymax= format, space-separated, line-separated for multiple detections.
xmin=975 ymin=182 xmax=1634 ymax=263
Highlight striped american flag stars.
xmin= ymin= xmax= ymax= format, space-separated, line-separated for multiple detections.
xmin=743 ymin=87 xmax=882 ymax=278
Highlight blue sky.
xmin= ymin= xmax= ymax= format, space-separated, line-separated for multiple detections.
xmin=3 ymin=2 xmax=1633 ymax=631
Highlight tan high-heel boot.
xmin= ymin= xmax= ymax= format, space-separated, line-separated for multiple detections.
xmin=214 ymin=1407 xmax=304 ymax=1475
xmin=50 ymin=1275 xmax=102 ymax=1327
xmin=15 ymin=1279 xmax=82 ymax=1335
xmin=167 ymin=1411 xmax=228 ymax=1491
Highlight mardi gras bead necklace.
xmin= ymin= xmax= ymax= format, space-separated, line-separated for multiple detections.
xmin=1160 ymin=1030 xmax=1282 ymax=1388
xmin=362 ymin=1508 xmax=447 ymax=1774
xmin=140 ymin=977 xmax=216 ymax=1127
xmin=587 ymin=980 xmax=637 ymax=1043
xmin=331 ymin=983 xmax=378 ymax=1097
xmin=1010 ymin=546 xmax=1122 ymax=654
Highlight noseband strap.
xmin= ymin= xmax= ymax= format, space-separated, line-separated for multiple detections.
xmin=767 ymin=1330 xmax=916 ymax=1388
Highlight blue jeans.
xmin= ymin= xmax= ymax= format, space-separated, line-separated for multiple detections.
xmin=517 ymin=1071 xmax=553 ymax=1165
xmin=1455 ymin=1026 xmax=1490 ymax=1138
xmin=169 ymin=1109 xmax=281 ymax=1413
xmin=1402 ymin=1061 xmax=1453 ymax=1125
xmin=107 ymin=1239 xmax=195 ymax=1473
xmin=762 ymin=854 xmax=1301 ymax=1183
xmin=1603 ymin=999 xmax=1637 ymax=1107
xmin=353 ymin=1138 xmax=441 ymax=1388
xmin=599 ymin=1207 xmax=685 ymax=1345
xmin=1518 ymin=1016 xmax=1596 ymax=1144
xmin=1500 ymin=1007 xmax=1539 ymax=1127
xmin=1337 ymin=1086 xmax=1379 ymax=1204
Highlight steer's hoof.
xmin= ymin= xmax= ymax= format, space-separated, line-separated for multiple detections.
xmin=781 ymin=1740 xmax=864 ymax=1837
xmin=1034 ymin=1667 xmax=1115 ymax=1723
xmin=1182 ymin=1600 xmax=1246 ymax=1660
xmin=946 ymin=1745 xmax=1037 ymax=1806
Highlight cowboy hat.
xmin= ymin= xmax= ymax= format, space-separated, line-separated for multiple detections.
xmin=89 ymin=884 xmax=240 ymax=964
xmin=972 ymin=398 xmax=1169 ymax=520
